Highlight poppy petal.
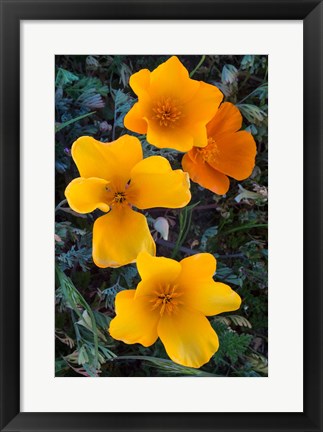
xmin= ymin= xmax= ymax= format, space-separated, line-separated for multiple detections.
xmin=92 ymin=206 xmax=156 ymax=268
xmin=207 ymin=102 xmax=243 ymax=139
xmin=150 ymin=56 xmax=199 ymax=103
xmin=129 ymin=68 xmax=151 ymax=98
xmin=207 ymin=131 xmax=257 ymax=180
xmin=189 ymin=123 xmax=208 ymax=148
xmin=182 ymin=152 xmax=230 ymax=195
xmin=128 ymin=156 xmax=191 ymax=209
xmin=109 ymin=290 xmax=159 ymax=347
xmin=178 ymin=254 xmax=241 ymax=316
xmin=124 ymin=102 xmax=148 ymax=134
xmin=146 ymin=122 xmax=194 ymax=152
xmin=65 ymin=177 xmax=110 ymax=214
xmin=180 ymin=253 xmax=217 ymax=278
xmin=158 ymin=306 xmax=219 ymax=368
xmin=183 ymin=81 xmax=223 ymax=125
xmin=135 ymin=252 xmax=182 ymax=298
xmin=71 ymin=135 xmax=143 ymax=183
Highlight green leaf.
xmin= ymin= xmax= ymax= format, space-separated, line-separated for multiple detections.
xmin=55 ymin=358 xmax=69 ymax=374
xmin=171 ymin=203 xmax=199 ymax=258
xmin=55 ymin=68 xmax=79 ymax=88
xmin=212 ymin=322 xmax=252 ymax=366
xmin=112 ymin=89 xmax=134 ymax=129
xmin=221 ymin=64 xmax=238 ymax=84
xmin=215 ymin=265 xmax=243 ymax=287
xmin=200 ymin=226 xmax=218 ymax=251
xmin=66 ymin=76 xmax=109 ymax=98
xmin=215 ymin=315 xmax=252 ymax=329
xmin=55 ymin=267 xmax=99 ymax=368
xmin=55 ymin=111 xmax=96 ymax=133
xmin=237 ymin=104 xmax=267 ymax=124
xmin=240 ymin=55 xmax=255 ymax=71
xmin=77 ymin=310 xmax=106 ymax=341
xmin=111 ymin=356 xmax=219 ymax=377
xmin=220 ymin=223 xmax=268 ymax=236
xmin=245 ymin=353 xmax=268 ymax=375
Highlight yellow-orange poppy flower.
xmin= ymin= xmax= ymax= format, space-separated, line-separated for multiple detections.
xmin=124 ymin=56 xmax=223 ymax=152
xmin=109 ymin=252 xmax=241 ymax=368
xmin=182 ymin=102 xmax=257 ymax=195
xmin=65 ymin=135 xmax=191 ymax=268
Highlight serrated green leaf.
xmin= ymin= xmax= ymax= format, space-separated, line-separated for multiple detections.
xmin=221 ymin=64 xmax=238 ymax=84
xmin=237 ymin=104 xmax=267 ymax=124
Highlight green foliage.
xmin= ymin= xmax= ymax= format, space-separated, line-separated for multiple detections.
xmin=108 ymin=356 xmax=219 ymax=377
xmin=212 ymin=321 xmax=252 ymax=367
xmin=171 ymin=202 xmax=199 ymax=258
xmin=56 ymin=68 xmax=79 ymax=88
xmin=237 ymin=103 xmax=267 ymax=125
xmin=55 ymin=111 xmax=96 ymax=133
xmin=66 ymin=76 xmax=109 ymax=98
xmin=221 ymin=64 xmax=239 ymax=84
xmin=55 ymin=221 xmax=92 ymax=272
xmin=57 ymin=245 xmax=92 ymax=272
xmin=111 ymin=89 xmax=134 ymax=130
xmin=200 ymin=226 xmax=218 ymax=251
xmin=56 ymin=267 xmax=117 ymax=376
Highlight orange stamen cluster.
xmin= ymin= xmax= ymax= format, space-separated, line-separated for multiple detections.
xmin=149 ymin=283 xmax=183 ymax=316
xmin=152 ymin=97 xmax=182 ymax=127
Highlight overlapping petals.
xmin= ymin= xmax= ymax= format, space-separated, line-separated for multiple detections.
xmin=127 ymin=156 xmax=191 ymax=209
xmin=124 ymin=56 xmax=223 ymax=152
xmin=182 ymin=102 xmax=257 ymax=195
xmin=65 ymin=135 xmax=191 ymax=268
xmin=109 ymin=252 xmax=241 ymax=368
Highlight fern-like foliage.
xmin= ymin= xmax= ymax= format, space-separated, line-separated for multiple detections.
xmin=212 ymin=321 xmax=252 ymax=366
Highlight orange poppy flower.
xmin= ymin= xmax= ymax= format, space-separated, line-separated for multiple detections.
xmin=124 ymin=56 xmax=223 ymax=152
xmin=65 ymin=135 xmax=191 ymax=268
xmin=182 ymin=102 xmax=257 ymax=195
xmin=109 ymin=252 xmax=241 ymax=368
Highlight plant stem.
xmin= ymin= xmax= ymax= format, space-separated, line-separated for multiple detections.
xmin=55 ymin=199 xmax=67 ymax=212
xmin=221 ymin=223 xmax=268 ymax=235
xmin=237 ymin=83 xmax=266 ymax=105
xmin=190 ymin=55 xmax=206 ymax=78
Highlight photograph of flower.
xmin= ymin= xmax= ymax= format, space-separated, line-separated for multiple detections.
xmin=55 ymin=55 xmax=268 ymax=377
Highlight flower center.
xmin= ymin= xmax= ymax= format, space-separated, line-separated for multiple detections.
xmin=197 ymin=137 xmax=220 ymax=163
xmin=149 ymin=284 xmax=183 ymax=316
xmin=114 ymin=191 xmax=127 ymax=204
xmin=105 ymin=185 xmax=129 ymax=207
xmin=152 ymin=97 xmax=182 ymax=127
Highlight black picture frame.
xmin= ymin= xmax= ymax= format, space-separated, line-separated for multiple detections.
xmin=1 ymin=1 xmax=322 ymax=431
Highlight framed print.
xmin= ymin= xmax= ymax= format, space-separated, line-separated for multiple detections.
xmin=0 ymin=1 xmax=322 ymax=431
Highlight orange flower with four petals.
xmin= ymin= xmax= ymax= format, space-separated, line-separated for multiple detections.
xmin=109 ymin=252 xmax=241 ymax=368
xmin=182 ymin=102 xmax=257 ymax=195
xmin=124 ymin=56 xmax=223 ymax=152
xmin=65 ymin=135 xmax=191 ymax=268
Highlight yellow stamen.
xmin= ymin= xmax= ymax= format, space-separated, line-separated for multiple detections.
xmin=197 ymin=137 xmax=220 ymax=163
